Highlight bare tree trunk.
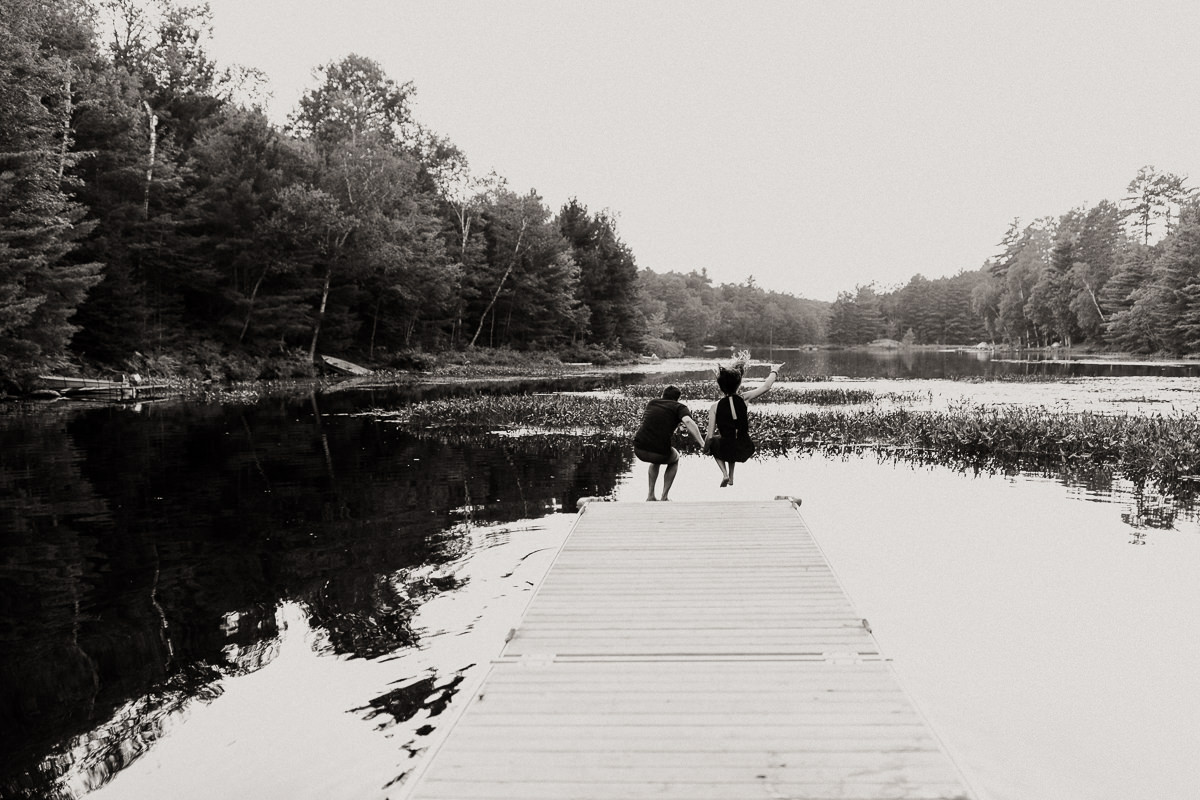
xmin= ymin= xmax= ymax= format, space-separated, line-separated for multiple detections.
xmin=308 ymin=268 xmax=332 ymax=362
xmin=469 ymin=219 xmax=527 ymax=347
xmin=307 ymin=229 xmax=350 ymax=361
xmin=142 ymin=101 xmax=157 ymax=220
xmin=369 ymin=298 xmax=381 ymax=357
xmin=238 ymin=269 xmax=267 ymax=343
xmin=1084 ymin=281 xmax=1106 ymax=323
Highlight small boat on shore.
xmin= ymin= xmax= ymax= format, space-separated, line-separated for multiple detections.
xmin=320 ymin=355 xmax=373 ymax=376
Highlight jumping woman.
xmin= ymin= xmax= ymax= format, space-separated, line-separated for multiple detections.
xmin=705 ymin=352 xmax=784 ymax=487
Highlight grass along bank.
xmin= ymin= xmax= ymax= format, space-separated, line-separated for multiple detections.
xmin=374 ymin=389 xmax=1200 ymax=499
xmin=618 ymin=381 xmax=928 ymax=406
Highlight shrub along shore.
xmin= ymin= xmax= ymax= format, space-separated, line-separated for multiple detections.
xmin=376 ymin=386 xmax=1200 ymax=502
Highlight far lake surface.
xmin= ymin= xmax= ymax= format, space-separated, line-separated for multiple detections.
xmin=3 ymin=348 xmax=1199 ymax=800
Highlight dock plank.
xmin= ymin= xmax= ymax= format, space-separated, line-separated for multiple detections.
xmin=402 ymin=500 xmax=974 ymax=800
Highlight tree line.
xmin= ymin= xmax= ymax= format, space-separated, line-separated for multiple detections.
xmin=9 ymin=0 xmax=1195 ymax=389
xmin=826 ymin=165 xmax=1200 ymax=352
xmin=0 ymin=0 xmax=829 ymax=386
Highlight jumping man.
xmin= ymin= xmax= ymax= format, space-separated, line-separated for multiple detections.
xmin=632 ymin=385 xmax=706 ymax=501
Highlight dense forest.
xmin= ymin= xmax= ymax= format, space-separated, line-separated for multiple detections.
xmin=4 ymin=0 xmax=1200 ymax=391
xmin=827 ymin=167 xmax=1200 ymax=351
xmin=0 ymin=0 xmax=828 ymax=388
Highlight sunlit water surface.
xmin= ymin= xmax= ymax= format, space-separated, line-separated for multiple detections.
xmin=614 ymin=456 xmax=1200 ymax=800
xmin=68 ymin=456 xmax=1200 ymax=800
xmin=3 ymin=355 xmax=1199 ymax=800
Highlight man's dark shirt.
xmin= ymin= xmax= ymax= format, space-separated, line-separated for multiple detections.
xmin=633 ymin=398 xmax=691 ymax=455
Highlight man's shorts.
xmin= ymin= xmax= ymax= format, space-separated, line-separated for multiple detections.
xmin=634 ymin=447 xmax=678 ymax=465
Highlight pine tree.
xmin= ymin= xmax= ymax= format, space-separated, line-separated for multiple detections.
xmin=559 ymin=199 xmax=643 ymax=350
xmin=1100 ymin=239 xmax=1160 ymax=352
xmin=0 ymin=0 xmax=103 ymax=379
xmin=1145 ymin=210 xmax=1200 ymax=353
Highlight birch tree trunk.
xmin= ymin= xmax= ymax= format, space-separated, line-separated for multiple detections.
xmin=308 ymin=268 xmax=332 ymax=362
xmin=469 ymin=220 xmax=526 ymax=348
xmin=142 ymin=101 xmax=158 ymax=220
xmin=1085 ymin=281 xmax=1106 ymax=323
xmin=307 ymin=229 xmax=351 ymax=361
xmin=57 ymin=60 xmax=72 ymax=181
xmin=369 ymin=298 xmax=381 ymax=357
xmin=238 ymin=269 xmax=268 ymax=343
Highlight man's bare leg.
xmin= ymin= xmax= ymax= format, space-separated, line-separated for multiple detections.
xmin=647 ymin=463 xmax=660 ymax=501
xmin=661 ymin=451 xmax=680 ymax=500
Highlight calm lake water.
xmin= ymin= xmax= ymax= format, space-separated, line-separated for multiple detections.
xmin=3 ymin=349 xmax=1199 ymax=800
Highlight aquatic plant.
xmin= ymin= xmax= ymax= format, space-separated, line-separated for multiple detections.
xmin=950 ymin=374 xmax=1085 ymax=384
xmin=377 ymin=393 xmax=645 ymax=433
xmin=377 ymin=392 xmax=1200 ymax=500
xmin=618 ymin=381 xmax=923 ymax=406
xmin=755 ymin=404 xmax=1200 ymax=493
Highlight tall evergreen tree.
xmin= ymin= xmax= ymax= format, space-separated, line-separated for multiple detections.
xmin=0 ymin=0 xmax=103 ymax=379
xmin=71 ymin=0 xmax=229 ymax=362
xmin=470 ymin=191 xmax=583 ymax=349
xmin=994 ymin=221 xmax=1053 ymax=346
xmin=1067 ymin=201 xmax=1122 ymax=342
xmin=1026 ymin=232 xmax=1079 ymax=346
xmin=559 ymin=199 xmax=643 ymax=350
xmin=1121 ymin=166 xmax=1195 ymax=245
xmin=179 ymin=107 xmax=309 ymax=346
xmin=1102 ymin=243 xmax=1156 ymax=352
xmin=1142 ymin=208 xmax=1200 ymax=353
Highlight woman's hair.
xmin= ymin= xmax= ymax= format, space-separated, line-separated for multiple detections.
xmin=716 ymin=367 xmax=742 ymax=395
xmin=714 ymin=349 xmax=751 ymax=395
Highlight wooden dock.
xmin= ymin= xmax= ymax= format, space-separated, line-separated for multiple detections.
xmin=402 ymin=499 xmax=975 ymax=800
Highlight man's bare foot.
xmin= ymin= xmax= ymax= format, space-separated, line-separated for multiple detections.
xmin=647 ymin=495 xmax=657 ymax=501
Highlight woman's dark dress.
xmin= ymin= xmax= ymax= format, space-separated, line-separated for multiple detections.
xmin=714 ymin=394 xmax=754 ymax=462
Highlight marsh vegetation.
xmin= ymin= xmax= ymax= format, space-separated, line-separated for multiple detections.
xmin=374 ymin=381 xmax=1200 ymax=506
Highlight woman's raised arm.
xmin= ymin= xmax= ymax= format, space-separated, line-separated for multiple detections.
xmin=741 ymin=363 xmax=785 ymax=401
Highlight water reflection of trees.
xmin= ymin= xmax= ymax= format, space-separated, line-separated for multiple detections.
xmin=0 ymin=402 xmax=629 ymax=797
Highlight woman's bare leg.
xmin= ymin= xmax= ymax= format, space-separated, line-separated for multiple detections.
xmin=712 ymin=455 xmax=729 ymax=485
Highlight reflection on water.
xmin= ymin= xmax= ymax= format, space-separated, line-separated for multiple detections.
xmin=0 ymin=396 xmax=626 ymax=798
xmin=704 ymin=345 xmax=1200 ymax=379
xmin=2 ymin=360 xmax=1198 ymax=800
xmin=353 ymin=672 xmax=465 ymax=733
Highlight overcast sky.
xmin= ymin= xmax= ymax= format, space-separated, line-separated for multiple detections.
xmin=202 ymin=0 xmax=1200 ymax=302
